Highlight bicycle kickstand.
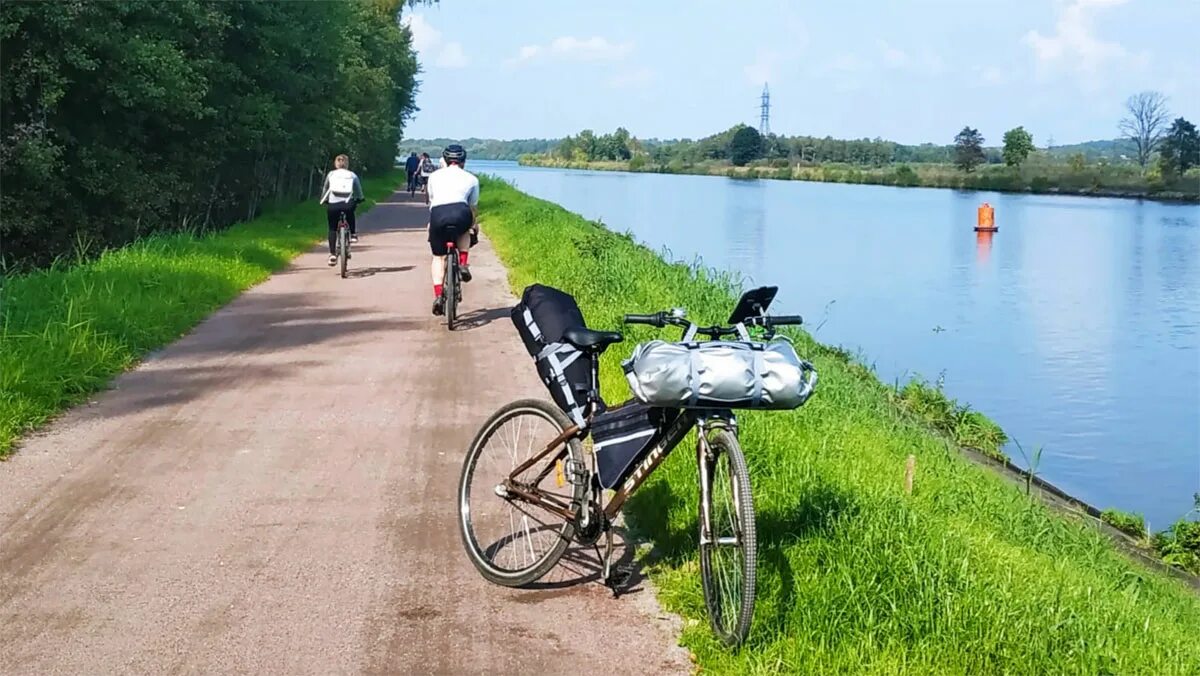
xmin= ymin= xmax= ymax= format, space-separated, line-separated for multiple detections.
xmin=599 ymin=527 xmax=632 ymax=598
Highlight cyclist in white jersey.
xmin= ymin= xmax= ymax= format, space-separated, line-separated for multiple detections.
xmin=319 ymin=154 xmax=364 ymax=265
xmin=426 ymin=144 xmax=479 ymax=315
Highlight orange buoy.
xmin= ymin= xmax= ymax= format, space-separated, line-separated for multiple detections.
xmin=974 ymin=203 xmax=997 ymax=232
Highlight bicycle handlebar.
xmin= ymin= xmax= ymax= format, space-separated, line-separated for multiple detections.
xmin=622 ymin=310 xmax=804 ymax=336
xmin=623 ymin=313 xmax=664 ymax=326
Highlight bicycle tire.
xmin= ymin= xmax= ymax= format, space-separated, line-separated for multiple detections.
xmin=445 ymin=255 xmax=458 ymax=330
xmin=458 ymin=398 xmax=585 ymax=587
xmin=698 ymin=428 xmax=757 ymax=647
xmin=338 ymin=226 xmax=348 ymax=278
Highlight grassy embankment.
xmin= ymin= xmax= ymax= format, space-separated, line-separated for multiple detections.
xmin=519 ymin=155 xmax=1200 ymax=202
xmin=0 ymin=170 xmax=404 ymax=456
xmin=478 ymin=176 xmax=1200 ymax=674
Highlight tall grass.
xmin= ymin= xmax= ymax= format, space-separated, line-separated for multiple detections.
xmin=478 ymin=176 xmax=1200 ymax=674
xmin=0 ymin=171 xmax=404 ymax=455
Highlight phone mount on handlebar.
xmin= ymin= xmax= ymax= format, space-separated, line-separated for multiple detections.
xmin=728 ymin=286 xmax=778 ymax=324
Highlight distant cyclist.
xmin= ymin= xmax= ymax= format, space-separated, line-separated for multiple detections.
xmin=405 ymin=152 xmax=420 ymax=192
xmin=319 ymin=154 xmax=364 ymax=266
xmin=418 ymin=152 xmax=436 ymax=192
xmin=427 ymin=144 xmax=479 ymax=315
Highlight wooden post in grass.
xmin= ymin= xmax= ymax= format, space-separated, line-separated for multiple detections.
xmin=904 ymin=455 xmax=916 ymax=495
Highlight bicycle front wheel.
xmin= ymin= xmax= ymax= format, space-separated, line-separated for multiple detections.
xmin=698 ymin=428 xmax=757 ymax=647
xmin=458 ymin=399 xmax=585 ymax=587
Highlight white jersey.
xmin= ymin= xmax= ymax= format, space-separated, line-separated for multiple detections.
xmin=427 ymin=165 xmax=479 ymax=210
xmin=320 ymin=168 xmax=363 ymax=205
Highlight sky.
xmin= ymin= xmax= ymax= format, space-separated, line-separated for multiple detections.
xmin=401 ymin=0 xmax=1199 ymax=146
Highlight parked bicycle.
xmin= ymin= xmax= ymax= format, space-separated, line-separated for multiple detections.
xmin=458 ymin=285 xmax=818 ymax=646
xmin=335 ymin=211 xmax=351 ymax=278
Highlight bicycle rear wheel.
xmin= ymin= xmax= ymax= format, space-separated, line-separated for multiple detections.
xmin=444 ymin=255 xmax=458 ymax=330
xmin=338 ymin=227 xmax=348 ymax=278
xmin=698 ymin=428 xmax=757 ymax=647
xmin=458 ymin=399 xmax=585 ymax=587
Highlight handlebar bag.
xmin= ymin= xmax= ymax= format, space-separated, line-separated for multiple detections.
xmin=511 ymin=284 xmax=591 ymax=426
xmin=622 ymin=338 xmax=817 ymax=410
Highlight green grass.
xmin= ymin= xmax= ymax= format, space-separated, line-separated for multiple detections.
xmin=477 ymin=176 xmax=1200 ymax=675
xmin=0 ymin=170 xmax=404 ymax=455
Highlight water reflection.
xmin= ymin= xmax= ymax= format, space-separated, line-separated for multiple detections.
xmin=976 ymin=230 xmax=994 ymax=265
xmin=725 ymin=181 xmax=766 ymax=282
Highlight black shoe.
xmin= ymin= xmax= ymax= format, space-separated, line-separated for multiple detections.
xmin=432 ymin=296 xmax=445 ymax=316
xmin=460 ymin=264 xmax=472 ymax=283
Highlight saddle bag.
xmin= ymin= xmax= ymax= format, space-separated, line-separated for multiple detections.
xmin=622 ymin=337 xmax=818 ymax=410
xmin=511 ymin=284 xmax=592 ymax=426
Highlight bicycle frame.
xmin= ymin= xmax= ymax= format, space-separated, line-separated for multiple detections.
xmin=502 ymin=407 xmax=735 ymax=523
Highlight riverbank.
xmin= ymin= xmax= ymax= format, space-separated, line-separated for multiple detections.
xmin=0 ymin=170 xmax=405 ymax=456
xmin=518 ymin=156 xmax=1200 ymax=202
xmin=478 ymin=176 xmax=1200 ymax=673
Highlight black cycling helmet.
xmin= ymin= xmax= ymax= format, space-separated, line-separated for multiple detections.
xmin=443 ymin=144 xmax=467 ymax=164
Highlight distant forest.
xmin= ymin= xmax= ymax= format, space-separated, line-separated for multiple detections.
xmin=398 ymin=137 xmax=556 ymax=161
xmin=400 ymin=135 xmax=1141 ymax=164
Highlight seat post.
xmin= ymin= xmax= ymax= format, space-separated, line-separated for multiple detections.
xmin=589 ymin=354 xmax=601 ymax=407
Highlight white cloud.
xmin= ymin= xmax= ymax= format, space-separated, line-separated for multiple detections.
xmin=405 ymin=14 xmax=438 ymax=52
xmin=507 ymin=36 xmax=632 ymax=65
xmin=1023 ymin=0 xmax=1133 ymax=76
xmin=608 ymin=67 xmax=655 ymax=89
xmin=403 ymin=14 xmax=468 ymax=69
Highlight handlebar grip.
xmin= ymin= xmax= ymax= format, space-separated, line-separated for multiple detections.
xmin=770 ymin=315 xmax=804 ymax=325
xmin=623 ymin=313 xmax=661 ymax=326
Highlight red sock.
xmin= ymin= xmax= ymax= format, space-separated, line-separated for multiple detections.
xmin=433 ymin=284 xmax=443 ymax=298
xmin=459 ymin=251 xmax=469 ymax=266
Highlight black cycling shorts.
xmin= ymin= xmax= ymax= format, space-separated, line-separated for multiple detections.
xmin=429 ymin=202 xmax=473 ymax=255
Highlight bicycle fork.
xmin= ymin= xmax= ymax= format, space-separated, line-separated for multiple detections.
xmin=697 ymin=416 xmax=739 ymax=548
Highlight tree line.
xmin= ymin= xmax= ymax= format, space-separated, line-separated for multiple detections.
xmin=397 ymin=137 xmax=558 ymax=161
xmin=540 ymin=90 xmax=1197 ymax=179
xmin=953 ymin=91 xmax=1197 ymax=176
xmin=1 ymin=0 xmax=424 ymax=268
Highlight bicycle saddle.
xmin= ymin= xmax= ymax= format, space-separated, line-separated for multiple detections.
xmin=562 ymin=327 xmax=623 ymax=353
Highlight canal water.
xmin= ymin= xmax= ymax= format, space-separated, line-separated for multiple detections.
xmin=474 ymin=160 xmax=1200 ymax=528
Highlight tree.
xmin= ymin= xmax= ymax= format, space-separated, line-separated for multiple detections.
xmin=729 ymin=125 xmax=763 ymax=166
xmin=1002 ymin=126 xmax=1035 ymax=167
xmin=954 ymin=127 xmax=985 ymax=172
xmin=1118 ymin=91 xmax=1170 ymax=169
xmin=1159 ymin=117 xmax=1199 ymax=175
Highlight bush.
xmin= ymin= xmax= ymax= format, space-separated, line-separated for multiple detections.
xmin=1101 ymin=509 xmax=1147 ymax=537
xmin=628 ymin=154 xmax=647 ymax=171
xmin=1153 ymin=517 xmax=1200 ymax=575
xmin=892 ymin=164 xmax=920 ymax=186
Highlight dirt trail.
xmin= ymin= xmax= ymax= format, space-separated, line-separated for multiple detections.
xmin=0 ymin=190 xmax=690 ymax=675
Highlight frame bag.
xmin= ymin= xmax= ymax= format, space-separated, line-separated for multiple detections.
xmin=591 ymin=402 xmax=668 ymax=489
xmin=511 ymin=284 xmax=592 ymax=426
